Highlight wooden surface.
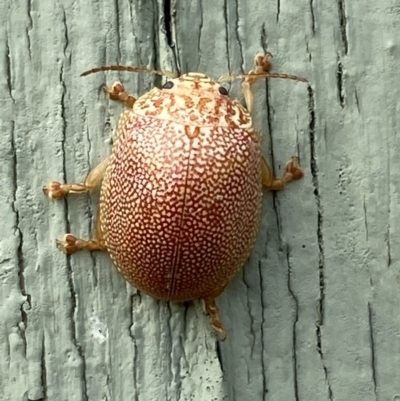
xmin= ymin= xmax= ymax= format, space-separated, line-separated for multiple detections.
xmin=1 ymin=0 xmax=400 ymax=400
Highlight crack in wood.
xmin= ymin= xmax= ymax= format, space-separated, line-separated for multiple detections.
xmin=258 ymin=260 xmax=268 ymax=401
xmin=234 ymin=0 xmax=244 ymax=73
xmin=58 ymin=63 xmax=89 ymax=401
xmin=129 ymin=292 xmax=140 ymax=401
xmin=114 ymin=0 xmax=122 ymax=63
xmin=151 ymin=0 xmax=162 ymax=87
xmin=363 ymin=195 xmax=369 ymax=241
xmin=165 ymin=303 xmax=176 ymax=399
xmin=5 ymin=36 xmax=13 ymax=100
xmin=82 ymin=106 xmax=98 ymax=286
xmin=222 ymin=0 xmax=231 ymax=77
xmin=354 ymin=87 xmax=360 ymax=113
xmin=197 ymin=0 xmax=204 ymax=72
xmin=276 ymin=0 xmax=280 ymax=23
xmin=61 ymin=7 xmax=69 ymax=60
xmin=26 ymin=0 xmax=33 ymax=60
xmin=215 ymin=340 xmax=223 ymax=372
xmin=368 ymin=303 xmax=378 ymax=399
xmin=286 ymin=248 xmax=300 ymax=401
xmin=40 ymin=334 xmax=48 ymax=401
xmin=163 ymin=0 xmax=173 ymax=47
xmin=11 ymin=120 xmax=30 ymax=358
xmin=308 ymin=86 xmax=333 ymax=400
xmin=241 ymin=269 xmax=257 ymax=357
xmin=336 ymin=59 xmax=345 ymax=108
xmin=337 ymin=0 xmax=349 ymax=54
xmin=164 ymin=0 xmax=180 ymax=74
xmin=309 ymin=0 xmax=316 ymax=34
xmin=385 ymin=226 xmax=392 ymax=267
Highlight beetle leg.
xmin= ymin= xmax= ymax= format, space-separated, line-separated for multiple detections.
xmin=43 ymin=156 xmax=109 ymax=199
xmin=55 ymin=197 xmax=106 ymax=254
xmin=56 ymin=234 xmax=105 ymax=254
xmin=103 ymin=81 xmax=136 ymax=108
xmin=204 ymin=298 xmax=227 ymax=341
xmin=95 ymin=207 xmax=105 ymax=248
xmin=242 ymin=53 xmax=273 ymax=113
xmin=262 ymin=156 xmax=304 ymax=190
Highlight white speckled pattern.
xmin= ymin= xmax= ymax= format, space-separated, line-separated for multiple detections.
xmin=99 ymin=74 xmax=262 ymax=301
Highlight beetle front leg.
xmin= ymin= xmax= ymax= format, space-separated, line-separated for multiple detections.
xmin=242 ymin=53 xmax=273 ymax=113
xmin=104 ymin=81 xmax=136 ymax=108
xmin=204 ymin=298 xmax=226 ymax=341
xmin=43 ymin=156 xmax=109 ymax=199
xmin=262 ymin=156 xmax=304 ymax=190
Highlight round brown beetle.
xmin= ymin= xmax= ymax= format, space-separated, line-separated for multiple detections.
xmin=44 ymin=53 xmax=306 ymax=340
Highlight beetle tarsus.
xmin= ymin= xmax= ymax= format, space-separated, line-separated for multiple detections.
xmin=262 ymin=156 xmax=304 ymax=191
xmin=252 ymin=52 xmax=273 ymax=75
xmin=104 ymin=81 xmax=136 ymax=108
xmin=57 ymin=234 xmax=104 ymax=255
xmin=43 ymin=181 xmax=69 ymax=199
xmin=43 ymin=181 xmax=92 ymax=198
xmin=204 ymin=298 xmax=227 ymax=341
xmin=285 ymin=156 xmax=304 ymax=181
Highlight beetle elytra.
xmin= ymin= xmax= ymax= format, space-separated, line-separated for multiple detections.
xmin=44 ymin=53 xmax=306 ymax=340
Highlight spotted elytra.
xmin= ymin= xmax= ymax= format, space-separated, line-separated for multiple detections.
xmin=44 ymin=53 xmax=306 ymax=340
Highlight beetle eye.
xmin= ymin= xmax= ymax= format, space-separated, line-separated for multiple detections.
xmin=219 ymin=86 xmax=229 ymax=96
xmin=163 ymin=81 xmax=174 ymax=89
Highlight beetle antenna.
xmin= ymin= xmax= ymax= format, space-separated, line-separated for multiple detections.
xmin=81 ymin=65 xmax=178 ymax=78
xmin=218 ymin=72 xmax=308 ymax=83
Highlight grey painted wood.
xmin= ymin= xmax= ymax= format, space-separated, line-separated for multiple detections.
xmin=1 ymin=0 xmax=399 ymax=400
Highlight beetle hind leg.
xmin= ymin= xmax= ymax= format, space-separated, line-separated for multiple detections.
xmin=262 ymin=156 xmax=304 ymax=190
xmin=56 ymin=208 xmax=106 ymax=254
xmin=204 ymin=298 xmax=227 ymax=341
xmin=56 ymin=234 xmax=105 ymax=254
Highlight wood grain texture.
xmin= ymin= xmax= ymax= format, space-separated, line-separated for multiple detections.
xmin=1 ymin=0 xmax=399 ymax=400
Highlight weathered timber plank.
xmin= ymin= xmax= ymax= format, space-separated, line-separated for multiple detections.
xmin=1 ymin=0 xmax=400 ymax=400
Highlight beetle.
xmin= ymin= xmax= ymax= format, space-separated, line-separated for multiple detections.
xmin=44 ymin=53 xmax=306 ymax=340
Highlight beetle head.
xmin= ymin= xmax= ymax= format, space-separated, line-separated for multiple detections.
xmin=133 ymin=73 xmax=252 ymax=129
xmin=81 ymin=64 xmax=306 ymax=131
